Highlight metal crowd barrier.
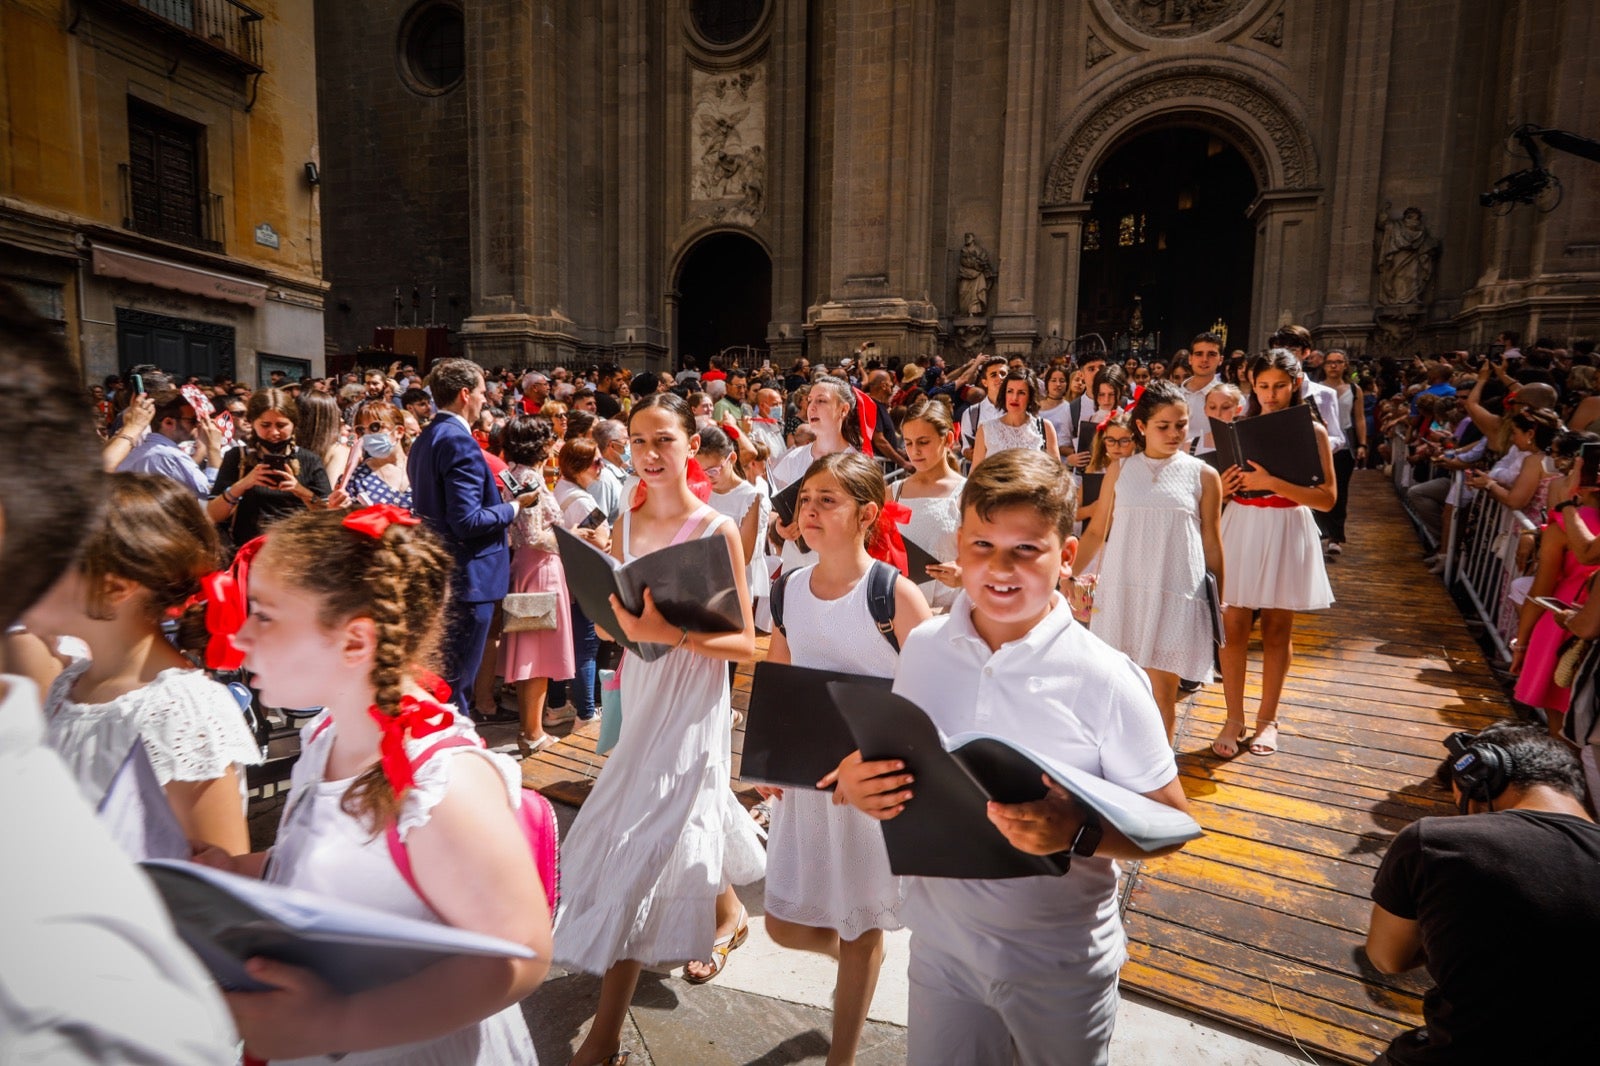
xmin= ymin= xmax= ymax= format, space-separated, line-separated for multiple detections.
xmin=1440 ymin=471 xmax=1538 ymax=661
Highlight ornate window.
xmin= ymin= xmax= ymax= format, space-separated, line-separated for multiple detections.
xmin=1118 ymin=214 xmax=1135 ymax=247
xmin=400 ymin=2 xmax=464 ymax=95
xmin=690 ymin=0 xmax=766 ymax=46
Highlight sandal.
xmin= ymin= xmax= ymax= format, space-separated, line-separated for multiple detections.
xmin=518 ymin=733 xmax=558 ymax=759
xmin=1248 ymin=722 xmax=1280 ymax=757
xmin=682 ymin=906 xmax=749 ymax=985
xmin=1210 ymin=720 xmax=1247 ymax=759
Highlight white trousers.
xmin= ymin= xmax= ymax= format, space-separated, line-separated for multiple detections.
xmin=906 ymin=934 xmax=1119 ymax=1066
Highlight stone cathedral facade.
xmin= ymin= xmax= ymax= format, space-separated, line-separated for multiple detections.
xmin=315 ymin=0 xmax=1600 ymax=371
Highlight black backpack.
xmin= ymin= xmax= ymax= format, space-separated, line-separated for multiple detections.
xmin=770 ymin=560 xmax=901 ymax=651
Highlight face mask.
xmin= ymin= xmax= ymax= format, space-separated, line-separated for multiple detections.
xmin=765 ymin=404 xmax=783 ymax=419
xmin=361 ymin=432 xmax=397 ymax=459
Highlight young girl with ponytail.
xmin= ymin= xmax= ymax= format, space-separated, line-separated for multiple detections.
xmin=201 ymin=506 xmax=552 ymax=1063
xmin=893 ymin=397 xmax=967 ymax=610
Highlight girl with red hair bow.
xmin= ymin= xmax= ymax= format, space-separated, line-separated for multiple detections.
xmin=194 ymin=503 xmax=552 ymax=1063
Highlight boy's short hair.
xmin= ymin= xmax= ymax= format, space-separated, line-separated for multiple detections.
xmin=961 ymin=449 xmax=1078 ymax=539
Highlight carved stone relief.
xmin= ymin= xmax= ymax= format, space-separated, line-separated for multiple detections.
xmin=1108 ymin=0 xmax=1249 ymax=39
xmin=690 ymin=65 xmax=766 ymax=225
xmin=1252 ymin=7 xmax=1284 ymax=48
xmin=1043 ymin=64 xmax=1318 ymax=204
xmin=1086 ymin=32 xmax=1113 ymax=68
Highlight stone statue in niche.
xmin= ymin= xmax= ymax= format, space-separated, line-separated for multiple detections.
xmin=1374 ymin=202 xmax=1441 ymax=306
xmin=956 ymin=233 xmax=995 ymax=317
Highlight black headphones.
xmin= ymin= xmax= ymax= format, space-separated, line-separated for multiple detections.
xmin=1443 ymin=731 xmax=1514 ymax=813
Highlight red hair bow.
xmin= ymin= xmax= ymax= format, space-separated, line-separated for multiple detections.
xmin=198 ymin=536 xmax=266 ymax=672
xmin=867 ymin=498 xmax=913 ymax=576
xmin=368 ymin=695 xmax=455 ymax=795
xmin=343 ymin=503 xmax=420 ymax=538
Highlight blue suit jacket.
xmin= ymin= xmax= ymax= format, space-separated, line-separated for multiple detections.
xmin=407 ymin=415 xmax=516 ymax=603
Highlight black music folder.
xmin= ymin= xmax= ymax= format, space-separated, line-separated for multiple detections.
xmin=902 ymin=534 xmax=941 ymax=580
xmin=740 ymin=662 xmax=893 ymax=787
xmin=555 ymin=525 xmax=741 ymax=662
xmin=1208 ymin=404 xmax=1324 ymax=494
xmin=141 ymin=861 xmax=535 ymax=994
xmin=771 ymin=479 xmax=802 ymax=526
xmin=826 ymin=683 xmax=1203 ymax=879
xmin=1079 ymin=471 xmax=1105 ymax=507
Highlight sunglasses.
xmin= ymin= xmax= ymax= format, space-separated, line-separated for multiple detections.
xmin=359 ymin=422 xmax=392 ymax=434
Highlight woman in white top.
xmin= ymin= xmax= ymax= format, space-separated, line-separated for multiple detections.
xmin=768 ymin=375 xmax=864 ymax=571
xmin=971 ymin=369 xmax=1058 ymax=468
xmin=26 ymin=473 xmax=259 ymax=853
xmin=1038 ymin=365 xmax=1076 ymax=461
xmin=893 ymin=397 xmax=967 ymax=611
xmin=550 ymin=437 xmax=613 ymax=724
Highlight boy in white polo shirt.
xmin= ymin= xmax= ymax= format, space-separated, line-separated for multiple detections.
xmin=830 ymin=448 xmax=1191 ymax=1065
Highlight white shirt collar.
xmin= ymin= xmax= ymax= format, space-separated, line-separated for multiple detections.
xmin=941 ymin=590 xmax=1076 ymax=654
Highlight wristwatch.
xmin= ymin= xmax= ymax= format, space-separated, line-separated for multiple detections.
xmin=1071 ymin=811 xmax=1103 ymax=857
xmin=1555 ymin=499 xmax=1579 ymax=513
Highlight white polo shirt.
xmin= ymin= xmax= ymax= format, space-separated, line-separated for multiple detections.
xmin=1302 ymin=378 xmax=1346 ymax=452
xmin=1182 ymin=376 xmax=1220 ymax=454
xmin=892 ymin=593 xmax=1177 ymax=980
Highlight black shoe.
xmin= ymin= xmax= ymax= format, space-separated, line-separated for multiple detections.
xmin=471 ymin=709 xmax=520 ymax=725
xmin=1178 ymin=678 xmax=1203 ymax=694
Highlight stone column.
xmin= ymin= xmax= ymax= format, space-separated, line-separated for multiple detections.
xmin=990 ymin=0 xmax=1046 ymax=357
xmin=766 ymin=0 xmax=809 ymax=367
xmin=805 ymin=0 xmax=940 ymax=364
xmin=1313 ymin=0 xmax=1394 ymax=347
xmin=1040 ymin=203 xmax=1091 ymax=355
xmin=612 ymin=0 xmax=667 ymax=369
xmin=1250 ymin=191 xmax=1321 ymax=349
xmin=461 ymin=0 xmax=577 ymax=366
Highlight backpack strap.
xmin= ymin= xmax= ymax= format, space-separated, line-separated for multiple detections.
xmin=770 ymin=567 xmax=795 ymax=636
xmin=866 ymin=560 xmax=900 ymax=652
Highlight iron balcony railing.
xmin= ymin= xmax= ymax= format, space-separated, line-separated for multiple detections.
xmin=96 ymin=0 xmax=265 ymax=74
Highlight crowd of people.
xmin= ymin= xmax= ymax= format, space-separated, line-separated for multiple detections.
xmin=4 ymin=269 xmax=1597 ymax=1066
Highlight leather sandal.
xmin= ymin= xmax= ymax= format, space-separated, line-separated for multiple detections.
xmin=682 ymin=906 xmax=749 ymax=985
xmin=518 ymin=733 xmax=558 ymax=759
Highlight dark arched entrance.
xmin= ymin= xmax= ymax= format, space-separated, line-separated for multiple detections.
xmin=675 ymin=232 xmax=772 ymax=367
xmin=1075 ymin=127 xmax=1257 ymax=355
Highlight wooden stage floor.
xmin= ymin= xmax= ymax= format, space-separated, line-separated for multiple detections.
xmin=521 ymin=469 xmax=1507 ymax=1063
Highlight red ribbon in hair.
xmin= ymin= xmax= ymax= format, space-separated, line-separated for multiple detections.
xmin=368 ymin=694 xmax=455 ymax=795
xmin=1123 ymin=384 xmax=1145 ymax=413
xmin=194 ymin=536 xmax=266 ymax=672
xmin=866 ymin=498 xmax=914 ymax=576
xmin=630 ymin=456 xmax=715 ymax=511
xmin=343 ymin=503 xmax=420 ymax=538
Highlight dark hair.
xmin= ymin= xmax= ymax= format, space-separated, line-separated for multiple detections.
xmin=1191 ymin=331 xmax=1224 ymax=350
xmin=246 ymin=387 xmax=300 ymax=429
xmin=1431 ymin=720 xmax=1587 ymax=801
xmin=84 ymin=473 xmax=221 ymax=622
xmin=502 ymin=414 xmax=557 ymax=466
xmin=1501 ymin=329 xmax=1522 ymax=348
xmin=1243 ymin=348 xmax=1307 ymax=417
xmin=428 ymin=358 xmax=484 ymax=407
xmin=1091 ymin=364 xmax=1128 ymax=409
xmin=147 ymin=386 xmax=192 ymax=427
xmin=800 ymin=451 xmax=888 ymax=548
xmin=1128 ymin=379 xmax=1188 ymax=450
xmin=565 ymin=409 xmax=596 ymax=440
xmin=963 ymin=448 xmax=1077 ymax=538
xmin=1268 ymin=324 xmax=1313 ymax=350
xmin=256 ymin=510 xmax=453 ymax=832
xmin=1509 ymin=407 xmax=1563 ymax=452
xmin=629 ymin=390 xmax=697 ymax=438
xmin=400 ymin=387 xmax=431 ymax=407
xmin=296 ymin=390 xmax=344 ymax=466
xmin=999 ymin=369 xmax=1040 ymax=415
xmin=0 ymin=285 xmax=105 ymax=627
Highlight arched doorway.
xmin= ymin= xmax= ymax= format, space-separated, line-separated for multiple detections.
xmin=675 ymin=232 xmax=772 ymax=367
xmin=1075 ymin=127 xmax=1258 ymax=355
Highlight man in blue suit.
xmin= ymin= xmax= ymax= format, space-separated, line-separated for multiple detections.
xmin=408 ymin=358 xmax=538 ymax=719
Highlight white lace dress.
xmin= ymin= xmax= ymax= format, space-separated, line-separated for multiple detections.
xmin=553 ymin=507 xmax=766 ymax=972
xmin=978 ymin=416 xmax=1045 ymax=456
xmin=266 ymin=712 xmax=538 ymax=1065
xmin=711 ymin=479 xmax=772 ymax=600
xmin=1094 ymin=452 xmax=1215 ymax=680
xmin=895 ymin=479 xmax=965 ymax=611
xmin=764 ymin=566 xmax=903 ymax=940
xmin=44 ymin=659 xmax=261 ymax=808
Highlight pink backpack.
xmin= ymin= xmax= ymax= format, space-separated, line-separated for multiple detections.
xmin=308 ymin=720 xmax=560 ymax=918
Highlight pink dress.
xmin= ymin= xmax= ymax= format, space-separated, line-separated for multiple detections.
xmin=1515 ymin=504 xmax=1600 ymax=713
xmin=498 ymin=464 xmax=576 ymax=684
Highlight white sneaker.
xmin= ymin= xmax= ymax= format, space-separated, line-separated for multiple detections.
xmin=1328 ymin=542 xmax=1343 ymax=556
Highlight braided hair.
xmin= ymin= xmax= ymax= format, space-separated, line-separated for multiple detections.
xmin=254 ymin=508 xmax=452 ymax=832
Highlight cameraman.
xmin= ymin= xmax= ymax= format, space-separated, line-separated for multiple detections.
xmin=1364 ymin=721 xmax=1600 ymax=1064
xmin=206 ymin=387 xmax=333 ymax=544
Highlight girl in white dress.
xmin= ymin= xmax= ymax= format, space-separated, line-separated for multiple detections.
xmin=893 ymin=397 xmax=966 ymax=611
xmin=758 ymin=451 xmax=930 ymax=1066
xmin=699 ymin=424 xmax=772 ymax=604
xmin=970 ymin=369 xmax=1059 ymax=467
xmin=202 ymin=505 xmax=552 ymax=1064
xmin=556 ymin=392 xmax=764 ymax=1066
xmin=1074 ymin=381 xmax=1225 ymax=741
xmin=1214 ymin=349 xmax=1337 ymax=758
xmin=769 ymin=375 xmax=863 ymax=572
xmin=25 ymin=472 xmax=259 ymax=853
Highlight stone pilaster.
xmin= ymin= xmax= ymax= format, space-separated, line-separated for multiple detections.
xmin=989 ymin=0 xmax=1046 ymax=357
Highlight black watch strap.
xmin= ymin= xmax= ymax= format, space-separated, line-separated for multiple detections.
xmin=1071 ymin=811 xmax=1103 ymax=857
xmin=1556 ymin=499 xmax=1579 ymax=512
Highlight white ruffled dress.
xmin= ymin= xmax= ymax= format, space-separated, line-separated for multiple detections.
xmin=44 ymin=659 xmax=261 ymax=808
xmin=266 ymin=712 xmax=538 ymax=1065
